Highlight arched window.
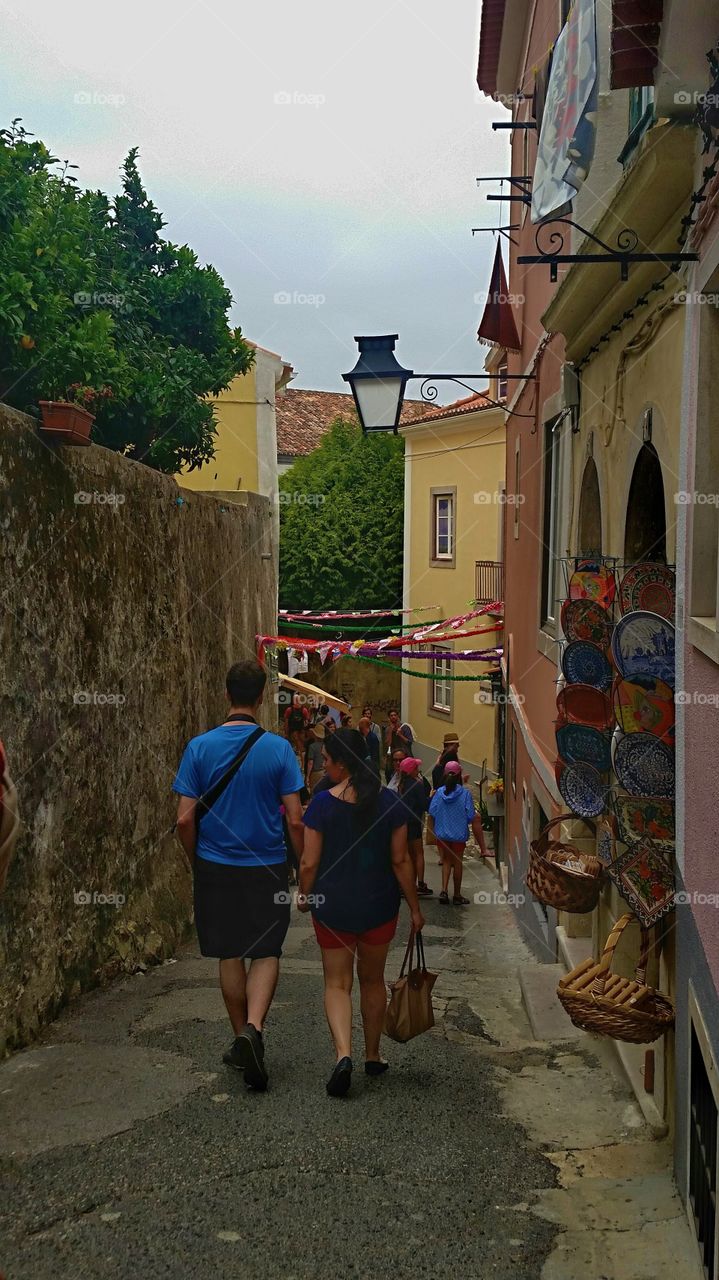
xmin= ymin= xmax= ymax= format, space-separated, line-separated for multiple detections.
xmin=578 ymin=458 xmax=602 ymax=555
xmin=624 ymin=443 xmax=666 ymax=563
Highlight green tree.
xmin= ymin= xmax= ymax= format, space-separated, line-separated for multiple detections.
xmin=279 ymin=418 xmax=405 ymax=610
xmin=0 ymin=123 xmax=253 ymax=472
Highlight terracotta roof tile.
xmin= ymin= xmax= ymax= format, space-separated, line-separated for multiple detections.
xmin=408 ymin=391 xmax=497 ymax=424
xmin=276 ymin=388 xmax=436 ymax=458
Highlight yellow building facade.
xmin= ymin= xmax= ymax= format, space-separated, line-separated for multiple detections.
xmin=399 ymin=395 xmax=506 ymax=779
xmin=178 ymin=342 xmax=293 ymax=498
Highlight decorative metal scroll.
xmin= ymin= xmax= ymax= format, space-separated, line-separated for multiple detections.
xmin=696 ymin=40 xmax=719 ymax=154
xmin=517 ymin=216 xmax=698 ymax=282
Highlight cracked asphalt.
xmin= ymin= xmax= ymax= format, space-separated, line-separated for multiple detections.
xmin=0 ymin=858 xmax=700 ymax=1280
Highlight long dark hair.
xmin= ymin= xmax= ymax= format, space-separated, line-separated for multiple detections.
xmin=443 ymin=768 xmax=461 ymax=794
xmin=325 ymin=728 xmax=381 ymax=824
xmin=398 ymin=766 xmax=417 ymax=796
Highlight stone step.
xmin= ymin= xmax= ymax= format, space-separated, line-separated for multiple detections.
xmin=519 ymin=963 xmax=585 ymax=1041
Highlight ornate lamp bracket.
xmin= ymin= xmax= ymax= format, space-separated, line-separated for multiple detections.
xmin=517 ymin=216 xmax=698 ymax=282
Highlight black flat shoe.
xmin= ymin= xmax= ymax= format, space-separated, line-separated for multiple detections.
xmin=326 ymin=1056 xmax=353 ymax=1097
xmin=227 ymin=1024 xmax=268 ymax=1091
xmin=365 ymin=1060 xmax=389 ymax=1076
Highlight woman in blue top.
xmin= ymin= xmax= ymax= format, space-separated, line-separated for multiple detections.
xmin=429 ymin=761 xmax=483 ymax=906
xmin=300 ymin=729 xmax=424 ymax=1098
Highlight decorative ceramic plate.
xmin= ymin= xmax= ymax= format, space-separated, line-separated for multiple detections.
xmin=596 ymin=815 xmax=617 ymax=866
xmin=611 ymin=611 xmax=676 ymax=687
xmin=568 ymin=564 xmax=616 ymax=608
xmin=562 ymin=640 xmax=613 ymax=690
xmin=556 ymin=684 xmax=613 ymax=730
xmin=561 ymin=598 xmax=613 ymax=647
xmin=613 ymin=732 xmax=675 ymax=798
xmin=619 ymin=563 xmax=675 ymax=620
xmin=557 ymin=760 xmax=608 ymax=818
xmin=613 ymin=675 xmax=675 ymax=741
xmin=613 ymin=793 xmax=675 ymax=851
xmin=607 ymin=838 xmax=675 ymax=927
xmin=556 ymin=723 xmax=613 ymax=772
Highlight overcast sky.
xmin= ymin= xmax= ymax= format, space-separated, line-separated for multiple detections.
xmin=2 ymin=0 xmax=509 ymax=399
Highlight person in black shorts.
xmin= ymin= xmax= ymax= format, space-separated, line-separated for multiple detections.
xmin=173 ymin=659 xmax=304 ymax=1091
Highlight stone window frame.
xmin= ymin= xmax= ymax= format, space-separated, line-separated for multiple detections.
xmin=427 ymin=644 xmax=453 ymax=721
xmin=430 ymin=487 xmax=457 ymax=568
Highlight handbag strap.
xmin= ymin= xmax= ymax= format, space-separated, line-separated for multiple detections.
xmin=398 ymin=928 xmax=415 ymax=978
xmin=398 ymin=927 xmax=427 ymax=978
xmin=195 ymin=726 xmax=265 ymax=826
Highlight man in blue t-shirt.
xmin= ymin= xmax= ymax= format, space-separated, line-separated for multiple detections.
xmin=173 ymin=658 xmax=304 ymax=1091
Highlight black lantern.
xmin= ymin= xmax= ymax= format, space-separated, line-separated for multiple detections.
xmin=342 ymin=335 xmax=413 ymax=433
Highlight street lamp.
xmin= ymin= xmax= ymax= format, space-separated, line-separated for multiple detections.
xmin=342 ymin=335 xmax=413 ymax=434
xmin=343 ymin=333 xmax=536 ymax=432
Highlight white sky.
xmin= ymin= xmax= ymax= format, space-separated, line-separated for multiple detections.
xmin=2 ymin=0 xmax=509 ymax=396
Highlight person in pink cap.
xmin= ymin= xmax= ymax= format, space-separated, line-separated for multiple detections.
xmin=429 ymin=762 xmax=484 ymax=904
xmin=396 ymin=757 xmax=432 ymax=898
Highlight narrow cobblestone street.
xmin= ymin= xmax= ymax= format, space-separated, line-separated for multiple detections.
xmin=0 ymin=856 xmax=700 ymax=1280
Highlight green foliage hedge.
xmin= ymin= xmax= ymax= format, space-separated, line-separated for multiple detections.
xmin=0 ymin=121 xmax=252 ymax=472
xmin=279 ymin=417 xmax=404 ymax=610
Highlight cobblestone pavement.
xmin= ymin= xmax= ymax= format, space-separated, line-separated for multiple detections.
xmin=0 ymin=857 xmax=701 ymax=1279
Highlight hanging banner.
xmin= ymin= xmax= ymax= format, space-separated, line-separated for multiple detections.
xmin=279 ymin=605 xmax=440 ymax=621
xmin=257 ymin=621 xmax=504 ymax=658
xmin=531 ymin=0 xmax=598 ymax=224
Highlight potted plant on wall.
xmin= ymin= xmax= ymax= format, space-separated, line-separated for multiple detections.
xmin=38 ymin=383 xmax=113 ymax=447
xmin=486 ymin=777 xmax=505 ymax=818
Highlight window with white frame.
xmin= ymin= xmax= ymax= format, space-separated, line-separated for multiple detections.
xmin=431 ymin=489 xmax=455 ymax=564
xmin=498 ymin=362 xmax=508 ymax=400
xmin=431 ymin=650 xmax=452 ymax=714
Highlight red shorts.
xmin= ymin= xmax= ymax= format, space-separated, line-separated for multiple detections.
xmin=312 ymin=914 xmax=399 ymax=950
xmin=437 ymin=839 xmax=466 ymax=858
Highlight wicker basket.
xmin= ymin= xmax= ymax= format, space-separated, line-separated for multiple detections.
xmin=557 ymin=913 xmax=675 ymax=1044
xmin=526 ymin=813 xmax=604 ymax=912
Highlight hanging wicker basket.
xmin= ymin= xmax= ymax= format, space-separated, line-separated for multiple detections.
xmin=526 ymin=813 xmax=604 ymax=913
xmin=557 ymin=913 xmax=675 ymax=1044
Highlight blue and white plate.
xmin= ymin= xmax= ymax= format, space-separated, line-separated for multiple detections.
xmin=557 ymin=760 xmax=608 ymax=818
xmin=562 ymin=640 xmax=613 ymax=690
xmin=556 ymin=723 xmax=612 ymax=772
xmin=611 ymin=611 xmax=675 ymax=687
xmin=613 ymin=732 xmax=675 ymax=798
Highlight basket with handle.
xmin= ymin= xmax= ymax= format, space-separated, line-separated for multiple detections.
xmin=526 ymin=813 xmax=604 ymax=912
xmin=557 ymin=913 xmax=675 ymax=1043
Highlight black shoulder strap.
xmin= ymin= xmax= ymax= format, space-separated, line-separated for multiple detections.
xmin=195 ymin=726 xmax=265 ymax=828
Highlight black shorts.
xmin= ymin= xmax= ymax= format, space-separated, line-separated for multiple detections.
xmin=193 ymin=858 xmax=291 ymax=960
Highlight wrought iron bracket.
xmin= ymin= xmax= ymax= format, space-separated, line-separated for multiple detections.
xmin=517 ymin=215 xmax=698 ymax=281
xmin=487 ymin=193 xmax=531 ymax=205
xmin=405 ymin=373 xmax=535 ymax=420
xmin=476 ymin=176 xmax=532 ymax=193
xmin=491 ymin=121 xmax=536 ymax=130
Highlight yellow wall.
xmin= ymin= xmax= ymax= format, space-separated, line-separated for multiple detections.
xmin=401 ymin=409 xmax=506 ymax=774
xmin=179 ymin=367 xmax=260 ymax=494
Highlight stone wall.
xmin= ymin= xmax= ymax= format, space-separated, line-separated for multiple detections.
xmin=305 ymin=653 xmax=401 ymax=723
xmin=0 ymin=406 xmax=277 ymax=1053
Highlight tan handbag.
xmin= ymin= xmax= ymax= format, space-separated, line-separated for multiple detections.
xmin=384 ymin=930 xmax=437 ymax=1043
xmin=425 ymin=812 xmax=437 ymax=846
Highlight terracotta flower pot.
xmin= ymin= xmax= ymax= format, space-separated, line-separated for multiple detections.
xmin=38 ymin=401 xmax=94 ymax=446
